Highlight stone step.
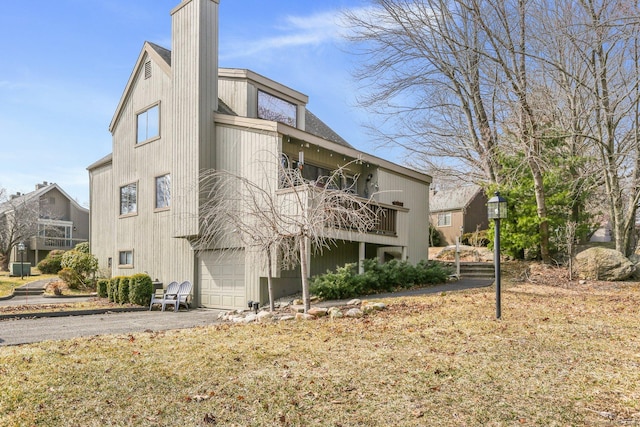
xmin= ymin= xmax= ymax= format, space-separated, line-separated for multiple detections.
xmin=446 ymin=262 xmax=495 ymax=279
xmin=13 ymin=288 xmax=45 ymax=296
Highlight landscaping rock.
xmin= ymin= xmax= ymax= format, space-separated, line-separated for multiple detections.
xmin=296 ymin=313 xmax=315 ymax=321
xmin=347 ymin=299 xmax=362 ymax=306
xmin=289 ymin=305 xmax=305 ymax=313
xmin=257 ymin=311 xmax=274 ymax=322
xmin=362 ymin=302 xmax=386 ymax=313
xmin=328 ymin=308 xmax=344 ymax=319
xmin=308 ymin=307 xmax=328 ymax=318
xmin=345 ymin=308 xmax=363 ymax=318
xmin=574 ymin=247 xmax=635 ymax=281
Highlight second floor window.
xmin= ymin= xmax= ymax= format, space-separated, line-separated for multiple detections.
xmin=258 ymin=91 xmax=297 ymax=127
xmin=155 ymin=174 xmax=171 ymax=209
xmin=120 ymin=183 xmax=137 ymax=215
xmin=137 ymin=104 xmax=159 ymax=143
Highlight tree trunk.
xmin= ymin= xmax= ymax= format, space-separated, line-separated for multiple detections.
xmin=298 ymin=237 xmax=310 ymax=313
xmin=266 ymin=246 xmax=275 ymax=312
xmin=530 ymin=158 xmax=551 ymax=262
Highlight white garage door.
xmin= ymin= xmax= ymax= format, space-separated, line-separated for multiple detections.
xmin=198 ymin=250 xmax=246 ymax=310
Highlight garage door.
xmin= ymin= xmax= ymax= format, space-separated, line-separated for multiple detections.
xmin=198 ymin=250 xmax=245 ymax=310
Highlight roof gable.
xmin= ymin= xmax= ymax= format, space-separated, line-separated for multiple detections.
xmin=109 ymin=41 xmax=172 ymax=133
xmin=0 ymin=183 xmax=88 ymax=215
xmin=430 ymin=185 xmax=483 ymax=212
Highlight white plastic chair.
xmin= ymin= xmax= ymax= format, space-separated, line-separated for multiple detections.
xmin=149 ymin=281 xmax=179 ymax=311
xmin=163 ymin=281 xmax=193 ymax=312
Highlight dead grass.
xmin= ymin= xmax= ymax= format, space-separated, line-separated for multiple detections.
xmin=0 ymin=273 xmax=58 ymax=297
xmin=1 ymin=266 xmax=640 ymax=426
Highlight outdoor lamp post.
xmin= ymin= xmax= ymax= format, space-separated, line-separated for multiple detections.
xmin=17 ymin=241 xmax=26 ymax=280
xmin=487 ymin=192 xmax=507 ymax=319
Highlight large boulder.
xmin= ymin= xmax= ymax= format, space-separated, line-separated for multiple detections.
xmin=574 ymin=247 xmax=635 ymax=281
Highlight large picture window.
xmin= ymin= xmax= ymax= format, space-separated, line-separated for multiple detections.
xmin=257 ymin=90 xmax=297 ymax=127
xmin=120 ymin=183 xmax=137 ymax=215
xmin=137 ymin=104 xmax=159 ymax=143
xmin=155 ymin=174 xmax=171 ymax=210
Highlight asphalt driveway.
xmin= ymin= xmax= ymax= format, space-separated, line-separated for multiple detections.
xmin=0 ymin=278 xmax=493 ymax=346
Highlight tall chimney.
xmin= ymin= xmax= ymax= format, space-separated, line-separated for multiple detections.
xmin=170 ymin=0 xmax=219 ymax=238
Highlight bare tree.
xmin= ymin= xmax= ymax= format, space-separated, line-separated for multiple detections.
xmin=344 ymin=0 xmax=502 ymax=185
xmin=0 ymin=191 xmax=40 ymax=271
xmin=195 ymin=159 xmax=379 ymax=313
xmin=345 ymin=0 xmax=559 ymax=260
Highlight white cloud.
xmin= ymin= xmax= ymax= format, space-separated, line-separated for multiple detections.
xmin=220 ymin=9 xmax=351 ymax=61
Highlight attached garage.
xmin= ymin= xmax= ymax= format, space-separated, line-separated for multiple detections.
xmin=198 ymin=250 xmax=246 ymax=310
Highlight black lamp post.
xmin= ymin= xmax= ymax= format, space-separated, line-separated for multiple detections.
xmin=487 ymin=192 xmax=507 ymax=319
xmin=17 ymin=241 xmax=26 ymax=280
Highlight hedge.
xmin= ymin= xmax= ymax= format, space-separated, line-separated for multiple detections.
xmin=310 ymin=258 xmax=451 ymax=300
xmin=101 ymin=274 xmax=153 ymax=307
xmin=97 ymin=279 xmax=109 ymax=298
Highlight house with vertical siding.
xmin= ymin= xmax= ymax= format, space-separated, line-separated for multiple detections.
xmin=429 ymin=185 xmax=488 ymax=245
xmin=87 ymin=0 xmax=432 ymax=310
xmin=1 ymin=182 xmax=89 ymax=268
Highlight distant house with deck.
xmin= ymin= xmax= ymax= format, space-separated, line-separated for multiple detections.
xmin=429 ymin=185 xmax=488 ymax=245
xmin=1 ymin=182 xmax=89 ymax=267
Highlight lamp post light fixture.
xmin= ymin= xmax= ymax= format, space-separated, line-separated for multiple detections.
xmin=487 ymin=192 xmax=508 ymax=319
xmin=17 ymin=241 xmax=26 ymax=280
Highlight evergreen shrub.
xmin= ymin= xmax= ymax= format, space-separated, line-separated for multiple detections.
xmin=129 ymin=274 xmax=153 ymax=307
xmin=310 ymin=258 xmax=451 ymax=300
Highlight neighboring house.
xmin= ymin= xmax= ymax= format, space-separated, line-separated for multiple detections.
xmin=87 ymin=0 xmax=432 ymax=310
xmin=430 ymin=185 xmax=488 ymax=245
xmin=1 ymin=182 xmax=89 ymax=266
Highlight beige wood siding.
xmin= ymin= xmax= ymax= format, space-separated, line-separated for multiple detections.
xmin=171 ymin=0 xmax=219 ymax=238
xmin=218 ymin=78 xmax=249 ymax=117
xmin=89 ymin=162 xmax=114 ymax=272
xmin=377 ymin=169 xmax=429 ymax=263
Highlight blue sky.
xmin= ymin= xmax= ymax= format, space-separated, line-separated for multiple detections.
xmin=0 ymin=0 xmax=404 ymax=206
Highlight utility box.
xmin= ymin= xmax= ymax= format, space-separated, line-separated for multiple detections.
xmin=10 ymin=262 xmax=31 ymax=277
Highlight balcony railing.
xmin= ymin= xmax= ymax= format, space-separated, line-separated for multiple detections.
xmin=30 ymin=237 xmax=88 ymax=250
xmin=372 ymin=206 xmax=397 ymax=235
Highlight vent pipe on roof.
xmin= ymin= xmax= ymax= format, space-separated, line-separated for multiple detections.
xmin=35 ymin=181 xmax=49 ymax=190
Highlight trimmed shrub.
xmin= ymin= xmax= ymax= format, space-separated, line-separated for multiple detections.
xmin=37 ymin=250 xmax=66 ymax=274
xmin=97 ymin=279 xmax=109 ymax=298
xmin=311 ymin=258 xmax=452 ymax=300
xmin=129 ymin=274 xmax=153 ymax=306
xmin=118 ymin=277 xmax=131 ymax=304
xmin=108 ymin=277 xmax=121 ymax=303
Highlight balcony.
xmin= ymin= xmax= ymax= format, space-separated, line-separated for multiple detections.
xmin=276 ymin=185 xmax=406 ymax=244
xmin=29 ymin=236 xmax=88 ymax=251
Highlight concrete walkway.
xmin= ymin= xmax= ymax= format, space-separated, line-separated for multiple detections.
xmin=0 ymin=278 xmax=493 ymax=347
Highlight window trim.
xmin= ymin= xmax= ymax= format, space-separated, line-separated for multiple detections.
xmin=154 ymin=173 xmax=171 ymax=212
xmin=136 ymin=102 xmax=161 ymax=145
xmin=118 ymin=250 xmax=134 ymax=268
xmin=119 ymin=181 xmax=138 ymax=217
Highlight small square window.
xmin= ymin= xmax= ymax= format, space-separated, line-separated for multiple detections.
xmin=118 ymin=251 xmax=133 ymax=267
